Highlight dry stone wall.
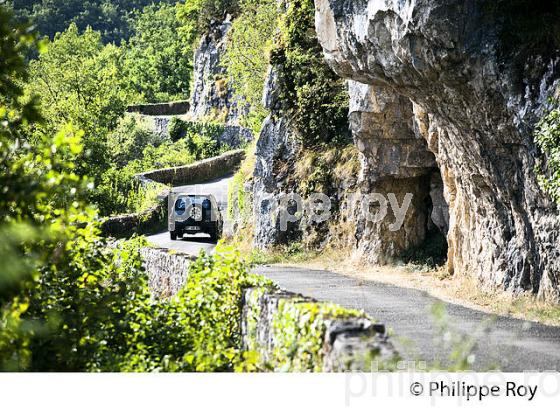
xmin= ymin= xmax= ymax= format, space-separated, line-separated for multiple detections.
xmin=137 ymin=149 xmax=245 ymax=186
xmin=139 ymin=247 xmax=196 ymax=299
xmin=241 ymin=288 xmax=398 ymax=371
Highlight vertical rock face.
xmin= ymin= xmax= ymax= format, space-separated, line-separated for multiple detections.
xmin=188 ymin=17 xmax=253 ymax=146
xmin=348 ymin=80 xmax=442 ymax=263
xmin=252 ymin=67 xmax=361 ymax=250
xmin=314 ymin=0 xmax=560 ymax=299
xmin=253 ymin=68 xmax=303 ymax=247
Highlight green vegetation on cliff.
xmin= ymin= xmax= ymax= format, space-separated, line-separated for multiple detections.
xmin=272 ymin=0 xmax=350 ymax=148
xmin=535 ymin=101 xmax=560 ymax=204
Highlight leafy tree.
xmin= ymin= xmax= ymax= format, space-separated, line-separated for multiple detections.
xmin=25 ymin=23 xmax=142 ymax=180
xmin=106 ymin=114 xmax=163 ymax=168
xmin=0 ymin=5 xmax=152 ymax=372
xmin=223 ymin=0 xmax=277 ymax=132
xmin=0 ymin=4 xmax=105 ymax=370
xmin=12 ymin=0 xmax=177 ymax=44
xmin=123 ymin=3 xmax=193 ymax=102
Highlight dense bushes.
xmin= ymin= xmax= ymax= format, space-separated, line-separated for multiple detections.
xmin=0 ymin=6 xmax=98 ymax=370
xmin=169 ymin=118 xmax=231 ymax=159
xmin=106 ymin=115 xmax=165 ymax=167
xmin=122 ymin=3 xmax=193 ymax=102
xmin=20 ymin=3 xmax=197 ymax=216
xmin=119 ymin=247 xmax=272 ymax=372
xmin=535 ymin=100 xmax=560 ymax=204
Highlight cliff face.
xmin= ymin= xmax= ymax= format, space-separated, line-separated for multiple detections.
xmin=252 ymin=67 xmax=361 ymax=250
xmin=314 ymin=0 xmax=560 ymax=299
xmin=188 ymin=17 xmax=253 ymax=146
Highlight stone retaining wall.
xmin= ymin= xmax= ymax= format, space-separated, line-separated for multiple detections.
xmin=139 ymin=247 xmax=398 ymax=371
xmin=241 ymin=288 xmax=397 ymax=371
xmin=126 ymin=101 xmax=190 ymax=116
xmin=100 ymin=204 xmax=166 ymax=239
xmin=137 ymin=149 xmax=245 ymax=186
xmin=139 ymin=247 xmax=196 ymax=299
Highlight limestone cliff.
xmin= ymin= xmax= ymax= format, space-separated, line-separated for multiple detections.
xmin=252 ymin=67 xmax=361 ymax=250
xmin=314 ymin=0 xmax=560 ymax=300
xmin=188 ymin=17 xmax=253 ymax=147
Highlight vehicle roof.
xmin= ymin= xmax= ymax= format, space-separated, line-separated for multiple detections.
xmin=174 ymin=193 xmax=218 ymax=201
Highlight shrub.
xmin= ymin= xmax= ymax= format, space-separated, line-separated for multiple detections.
xmin=119 ymin=246 xmax=273 ymax=372
xmin=535 ymin=100 xmax=560 ymax=204
xmin=169 ymin=117 xmax=224 ymax=142
xmin=169 ymin=118 xmax=229 ymax=159
xmin=269 ymin=301 xmax=364 ymax=372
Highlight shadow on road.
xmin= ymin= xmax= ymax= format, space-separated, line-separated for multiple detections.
xmin=177 ymin=235 xmax=215 ymax=244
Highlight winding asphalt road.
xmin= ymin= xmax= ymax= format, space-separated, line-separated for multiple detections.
xmin=146 ymin=174 xmax=560 ymax=371
xmin=258 ymin=265 xmax=560 ymax=371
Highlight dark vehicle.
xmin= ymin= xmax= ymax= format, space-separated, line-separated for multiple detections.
xmin=169 ymin=193 xmax=223 ymax=242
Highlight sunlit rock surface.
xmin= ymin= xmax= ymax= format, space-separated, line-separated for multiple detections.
xmin=315 ymin=0 xmax=560 ymax=299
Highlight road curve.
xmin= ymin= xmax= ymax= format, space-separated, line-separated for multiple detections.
xmin=146 ymin=173 xmax=560 ymax=371
xmin=257 ymin=265 xmax=560 ymax=372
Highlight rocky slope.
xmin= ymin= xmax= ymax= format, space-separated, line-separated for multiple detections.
xmin=188 ymin=16 xmax=253 ymax=147
xmin=252 ymin=62 xmax=377 ymax=251
xmin=314 ymin=0 xmax=560 ymax=300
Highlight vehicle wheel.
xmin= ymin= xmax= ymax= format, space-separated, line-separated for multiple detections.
xmin=177 ymin=231 xmax=184 ymax=239
xmin=170 ymin=231 xmax=177 ymax=241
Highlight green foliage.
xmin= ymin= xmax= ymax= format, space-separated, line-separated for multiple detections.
xmin=228 ymin=171 xmax=249 ymax=220
xmin=123 ymin=3 xmax=192 ymax=102
xmin=270 ymin=301 xmax=363 ymax=372
xmin=271 ymin=0 xmax=350 ymax=148
xmin=96 ymin=139 xmax=195 ymax=216
xmin=169 ymin=117 xmax=224 ymax=142
xmin=223 ymin=0 xmax=277 ymax=133
xmin=119 ymin=246 xmax=273 ymax=372
xmin=168 ymin=118 xmax=228 ymax=159
xmin=27 ymin=237 xmax=154 ymax=371
xmin=12 ymin=0 xmax=177 ymax=44
xmin=25 ymin=24 xmax=141 ymax=181
xmin=106 ymin=114 xmax=164 ymax=168
xmin=535 ymin=100 xmax=560 ymax=204
xmin=0 ymin=5 xmax=96 ymax=370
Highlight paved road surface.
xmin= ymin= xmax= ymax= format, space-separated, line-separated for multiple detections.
xmin=146 ymin=173 xmax=560 ymax=371
xmin=257 ymin=265 xmax=560 ymax=371
xmin=146 ymin=174 xmax=232 ymax=255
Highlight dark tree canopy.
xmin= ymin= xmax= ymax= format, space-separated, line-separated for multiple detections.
xmin=11 ymin=0 xmax=177 ymax=43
